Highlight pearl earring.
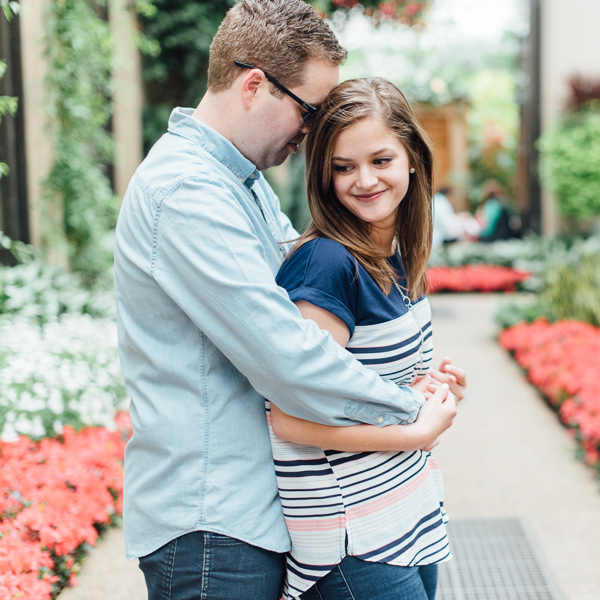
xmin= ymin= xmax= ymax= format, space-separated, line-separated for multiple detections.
xmin=410 ymin=168 xmax=415 ymax=174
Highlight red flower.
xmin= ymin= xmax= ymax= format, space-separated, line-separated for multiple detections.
xmin=500 ymin=320 xmax=600 ymax=473
xmin=427 ymin=265 xmax=530 ymax=293
xmin=0 ymin=414 xmax=132 ymax=598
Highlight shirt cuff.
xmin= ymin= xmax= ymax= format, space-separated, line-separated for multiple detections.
xmin=344 ymin=388 xmax=425 ymax=426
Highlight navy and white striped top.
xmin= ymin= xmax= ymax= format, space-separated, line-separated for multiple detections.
xmin=269 ymin=237 xmax=450 ymax=599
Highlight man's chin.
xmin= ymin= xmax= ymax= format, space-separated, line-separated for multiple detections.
xmin=265 ymin=152 xmax=292 ymax=170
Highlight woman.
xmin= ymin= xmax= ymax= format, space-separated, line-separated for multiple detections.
xmin=267 ymin=78 xmax=466 ymax=600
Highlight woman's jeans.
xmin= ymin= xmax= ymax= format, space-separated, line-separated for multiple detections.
xmin=138 ymin=531 xmax=285 ymax=600
xmin=299 ymin=555 xmax=438 ymax=600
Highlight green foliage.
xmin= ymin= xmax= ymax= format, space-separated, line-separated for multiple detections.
xmin=140 ymin=0 xmax=235 ymax=151
xmin=538 ymin=110 xmax=600 ymax=219
xmin=0 ymin=230 xmax=115 ymax=324
xmin=538 ymin=252 xmax=600 ymax=326
xmin=43 ymin=0 xmax=118 ymax=281
xmin=493 ymin=237 xmax=600 ymax=328
xmin=43 ymin=0 xmax=155 ymax=281
xmin=0 ymin=0 xmax=18 ymax=21
xmin=0 ymin=1 xmax=19 ymax=180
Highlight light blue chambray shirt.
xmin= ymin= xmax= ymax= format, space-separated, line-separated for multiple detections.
xmin=114 ymin=108 xmax=425 ymax=560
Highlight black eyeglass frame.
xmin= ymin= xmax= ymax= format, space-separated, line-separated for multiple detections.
xmin=234 ymin=60 xmax=317 ymax=123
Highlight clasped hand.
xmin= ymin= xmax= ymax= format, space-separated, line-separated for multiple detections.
xmin=411 ymin=357 xmax=467 ymax=451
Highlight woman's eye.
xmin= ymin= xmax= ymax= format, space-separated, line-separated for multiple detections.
xmin=374 ymin=157 xmax=392 ymax=166
xmin=333 ymin=164 xmax=351 ymax=173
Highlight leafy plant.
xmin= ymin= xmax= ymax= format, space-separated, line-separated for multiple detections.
xmin=43 ymin=0 xmax=119 ymax=281
xmin=538 ymin=109 xmax=600 ymax=219
xmin=0 ymin=1 xmax=19 ymax=180
xmin=43 ymin=0 xmax=155 ymax=282
xmin=494 ymin=244 xmax=600 ymax=328
xmin=0 ymin=230 xmax=115 ymax=323
xmin=538 ymin=252 xmax=600 ymax=326
xmin=140 ymin=0 xmax=235 ymax=151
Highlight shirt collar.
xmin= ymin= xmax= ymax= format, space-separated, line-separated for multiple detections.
xmin=168 ymin=107 xmax=261 ymax=189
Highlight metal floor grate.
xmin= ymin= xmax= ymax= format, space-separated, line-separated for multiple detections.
xmin=437 ymin=518 xmax=564 ymax=600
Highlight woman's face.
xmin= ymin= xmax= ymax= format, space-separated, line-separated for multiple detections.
xmin=331 ymin=116 xmax=411 ymax=251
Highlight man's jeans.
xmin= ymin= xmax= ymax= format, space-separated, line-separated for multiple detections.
xmin=138 ymin=531 xmax=285 ymax=600
xmin=299 ymin=555 xmax=438 ymax=600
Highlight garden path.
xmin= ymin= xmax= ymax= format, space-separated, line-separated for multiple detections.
xmin=57 ymin=294 xmax=600 ymax=600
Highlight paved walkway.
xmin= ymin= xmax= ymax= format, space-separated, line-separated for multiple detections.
xmin=57 ymin=294 xmax=600 ymax=600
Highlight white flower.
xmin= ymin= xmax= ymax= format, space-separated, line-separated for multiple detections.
xmin=14 ymin=413 xmax=33 ymax=435
xmin=47 ymin=390 xmax=64 ymax=414
xmin=1 ymin=422 xmax=19 ymax=442
xmin=0 ymin=314 xmax=127 ymax=435
xmin=31 ymin=415 xmax=45 ymax=438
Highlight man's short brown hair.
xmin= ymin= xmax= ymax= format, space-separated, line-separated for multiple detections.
xmin=208 ymin=0 xmax=346 ymax=94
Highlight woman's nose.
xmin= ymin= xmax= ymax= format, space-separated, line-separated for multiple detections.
xmin=356 ymin=167 xmax=378 ymax=190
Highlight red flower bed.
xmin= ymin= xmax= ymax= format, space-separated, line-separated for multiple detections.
xmin=427 ymin=265 xmax=531 ymax=293
xmin=0 ymin=413 xmax=131 ymax=599
xmin=499 ymin=320 xmax=600 ymax=468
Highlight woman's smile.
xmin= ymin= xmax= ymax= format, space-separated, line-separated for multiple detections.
xmin=353 ymin=189 xmax=388 ymax=202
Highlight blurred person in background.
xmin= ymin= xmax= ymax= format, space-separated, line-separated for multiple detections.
xmin=432 ymin=186 xmax=466 ymax=247
xmin=476 ymin=180 xmax=520 ymax=242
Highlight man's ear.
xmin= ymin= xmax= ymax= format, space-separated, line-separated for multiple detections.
xmin=240 ymin=69 xmax=266 ymax=109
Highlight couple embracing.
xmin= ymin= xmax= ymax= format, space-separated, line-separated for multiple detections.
xmin=114 ymin=1 xmax=466 ymax=599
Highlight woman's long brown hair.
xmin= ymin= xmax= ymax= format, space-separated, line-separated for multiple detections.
xmin=292 ymin=78 xmax=435 ymax=301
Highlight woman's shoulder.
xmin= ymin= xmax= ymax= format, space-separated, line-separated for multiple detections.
xmin=279 ymin=237 xmax=357 ymax=279
xmin=294 ymin=236 xmax=355 ymax=260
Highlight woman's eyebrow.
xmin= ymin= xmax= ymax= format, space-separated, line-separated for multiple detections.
xmin=332 ymin=147 xmax=396 ymax=161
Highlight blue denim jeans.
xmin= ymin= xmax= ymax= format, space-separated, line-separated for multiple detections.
xmin=299 ymin=556 xmax=438 ymax=600
xmin=138 ymin=531 xmax=285 ymax=600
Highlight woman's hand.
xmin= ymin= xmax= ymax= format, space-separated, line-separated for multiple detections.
xmin=414 ymin=383 xmax=457 ymax=449
xmin=429 ymin=357 xmax=467 ymax=403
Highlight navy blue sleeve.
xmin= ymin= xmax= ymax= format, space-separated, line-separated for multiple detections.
xmin=276 ymin=238 xmax=359 ymax=334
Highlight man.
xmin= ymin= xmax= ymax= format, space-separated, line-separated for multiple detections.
xmin=115 ymin=1 xmax=457 ymax=598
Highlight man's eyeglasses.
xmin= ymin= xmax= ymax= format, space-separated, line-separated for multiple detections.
xmin=234 ymin=61 xmax=317 ymax=123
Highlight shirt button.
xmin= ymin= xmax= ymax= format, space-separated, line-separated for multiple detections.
xmin=377 ymin=417 xmax=384 ymax=423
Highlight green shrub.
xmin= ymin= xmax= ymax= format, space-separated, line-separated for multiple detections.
xmin=495 ymin=249 xmax=600 ymax=328
xmin=0 ymin=231 xmax=114 ymax=323
xmin=538 ymin=110 xmax=600 ymax=219
xmin=539 ymin=252 xmax=600 ymax=326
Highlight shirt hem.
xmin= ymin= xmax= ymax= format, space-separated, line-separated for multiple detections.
xmin=126 ymin=526 xmax=291 ymax=561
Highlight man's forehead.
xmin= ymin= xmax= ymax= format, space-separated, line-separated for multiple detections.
xmin=296 ymin=60 xmax=340 ymax=104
